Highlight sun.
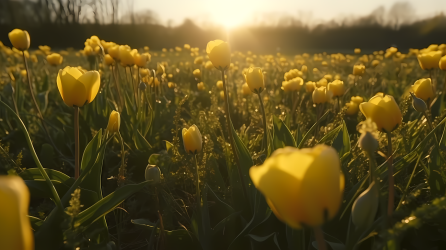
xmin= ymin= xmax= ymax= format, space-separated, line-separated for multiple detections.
xmin=205 ymin=0 xmax=251 ymax=29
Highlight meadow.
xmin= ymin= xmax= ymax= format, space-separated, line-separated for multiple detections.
xmin=1 ymin=30 xmax=446 ymax=250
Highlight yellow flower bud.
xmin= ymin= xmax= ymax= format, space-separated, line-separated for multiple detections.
xmin=371 ymin=60 xmax=380 ymax=67
xmin=193 ymin=69 xmax=201 ymax=78
xmin=156 ymin=63 xmax=165 ymax=75
xmin=106 ymin=110 xmax=120 ymax=133
xmin=354 ymin=48 xmax=361 ymax=54
xmin=351 ymin=96 xmax=364 ymax=104
xmin=0 ymin=175 xmax=34 ymax=250
xmin=8 ymin=29 xmax=30 ymax=51
xmin=216 ymin=80 xmax=224 ymax=90
xmin=439 ymin=55 xmax=446 ymax=71
xmin=46 ymin=53 xmax=63 ymax=66
xmin=39 ymin=45 xmax=51 ymax=54
xmin=194 ymin=56 xmax=203 ymax=65
xmin=184 ymin=44 xmax=191 ymax=50
xmin=57 ymin=66 xmax=100 ymax=107
xmin=108 ymin=45 xmax=120 ymax=60
xmin=220 ymin=90 xmax=225 ymax=100
xmin=245 ymin=67 xmax=265 ymax=93
xmin=281 ymin=77 xmax=303 ymax=92
xmin=134 ymin=53 xmax=151 ymax=67
xmin=206 ymin=40 xmax=231 ymax=70
xmin=182 ymin=125 xmax=202 ymax=154
xmin=317 ymin=78 xmax=328 ymax=87
xmin=359 ymin=93 xmax=402 ymax=132
xmin=412 ymin=78 xmax=434 ymax=103
xmin=242 ymin=82 xmax=251 ymax=95
xmin=417 ymin=51 xmax=442 ymax=70
xmin=345 ymin=101 xmax=359 ymax=115
xmin=353 ymin=64 xmax=365 ymax=76
xmin=249 ymin=145 xmax=344 ymax=229
xmin=197 ymin=82 xmax=205 ymax=91
xmin=118 ymin=45 xmax=135 ymax=66
xmin=305 ymin=81 xmax=316 ymax=93
xmin=168 ymin=82 xmax=175 ymax=88
xmin=327 ymin=80 xmax=344 ymax=97
xmin=204 ymin=61 xmax=214 ymax=70
xmin=104 ymin=54 xmax=115 ymax=66
xmin=84 ymin=45 xmax=93 ymax=56
xmin=352 ymin=182 xmax=379 ymax=229
xmin=312 ymin=86 xmax=333 ymax=104
xmin=145 ymin=165 xmax=161 ymax=184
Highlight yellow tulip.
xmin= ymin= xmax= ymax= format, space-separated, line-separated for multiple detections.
xmin=245 ymin=67 xmax=264 ymax=93
xmin=317 ymin=78 xmax=328 ymax=87
xmin=354 ymin=48 xmax=361 ymax=54
xmin=301 ymin=65 xmax=308 ymax=74
xmin=412 ymin=78 xmax=435 ymax=103
xmin=220 ymin=90 xmax=225 ymax=100
xmin=106 ymin=110 xmax=120 ymax=133
xmin=140 ymin=68 xmax=150 ymax=77
xmin=305 ymin=81 xmax=316 ymax=93
xmin=439 ymin=55 xmax=446 ymax=71
xmin=39 ymin=45 xmax=51 ymax=53
xmin=205 ymin=61 xmax=214 ymax=70
xmin=184 ymin=44 xmax=191 ymax=50
xmin=327 ymin=80 xmax=344 ymax=97
xmin=242 ymin=82 xmax=251 ymax=95
xmin=206 ymin=40 xmax=231 ymax=70
xmin=144 ymin=46 xmax=150 ymax=51
xmin=156 ymin=63 xmax=165 ymax=75
xmin=8 ymin=29 xmax=30 ymax=51
xmin=57 ymin=66 xmax=100 ymax=107
xmin=104 ymin=54 xmax=115 ymax=66
xmin=312 ymin=86 xmax=333 ymax=104
xmin=324 ymin=74 xmax=333 ymax=81
xmin=108 ymin=45 xmax=120 ymax=60
xmin=134 ymin=53 xmax=151 ymax=67
xmin=345 ymin=101 xmax=359 ymax=115
xmin=249 ymin=145 xmax=344 ymax=228
xmin=197 ymin=82 xmax=205 ymax=91
xmin=281 ymin=77 xmax=303 ymax=92
xmin=46 ymin=53 xmax=63 ymax=66
xmin=216 ymin=80 xmax=224 ymax=90
xmin=353 ymin=64 xmax=365 ymax=76
xmin=371 ymin=60 xmax=380 ymax=67
xmin=352 ymin=182 xmax=379 ymax=229
xmin=84 ymin=45 xmax=93 ymax=56
xmin=194 ymin=56 xmax=203 ymax=65
xmin=168 ymin=82 xmax=175 ymax=88
xmin=182 ymin=125 xmax=202 ymax=154
xmin=193 ymin=69 xmax=201 ymax=78
xmin=351 ymin=96 xmax=364 ymax=104
xmin=359 ymin=93 xmax=402 ymax=132
xmin=119 ymin=45 xmax=134 ymax=66
xmin=417 ymin=51 xmax=442 ymax=70
xmin=0 ymin=175 xmax=34 ymax=250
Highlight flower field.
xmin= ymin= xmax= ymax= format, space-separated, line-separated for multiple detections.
xmin=1 ymin=30 xmax=446 ymax=250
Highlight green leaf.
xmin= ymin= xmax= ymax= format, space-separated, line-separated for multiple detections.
xmin=25 ymin=180 xmax=70 ymax=199
xmin=75 ymin=181 xmax=150 ymax=228
xmin=132 ymin=218 xmax=198 ymax=249
xmin=427 ymin=146 xmax=445 ymax=196
xmin=20 ymin=168 xmax=73 ymax=185
xmin=134 ymin=129 xmax=152 ymax=150
xmin=332 ymin=120 xmax=351 ymax=157
xmin=29 ymin=216 xmax=43 ymax=231
xmin=273 ymin=115 xmax=296 ymax=148
xmin=298 ymin=110 xmax=330 ymax=148
xmin=248 ymin=232 xmax=282 ymax=250
xmin=81 ymin=129 xmax=102 ymax=171
xmin=294 ymin=123 xmax=303 ymax=146
xmin=319 ymin=124 xmax=342 ymax=144
xmin=286 ymin=225 xmax=306 ymax=250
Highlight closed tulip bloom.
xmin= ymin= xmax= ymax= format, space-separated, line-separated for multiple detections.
xmin=134 ymin=53 xmax=151 ymax=67
xmin=219 ymin=90 xmax=225 ymax=100
xmin=359 ymin=93 xmax=402 ymax=132
xmin=417 ymin=51 xmax=442 ymax=70
xmin=57 ymin=66 xmax=100 ymax=107
xmin=439 ymin=55 xmax=446 ymax=71
xmin=119 ymin=45 xmax=134 ymax=66
xmin=282 ymin=77 xmax=303 ymax=92
xmin=205 ymin=61 xmax=214 ymax=70
xmin=351 ymin=96 xmax=364 ymax=104
xmin=354 ymin=48 xmax=361 ymax=54
xmin=412 ymin=78 xmax=435 ymax=103
xmin=242 ymin=82 xmax=251 ymax=95
xmin=216 ymin=80 xmax=224 ymax=90
xmin=84 ymin=45 xmax=93 ymax=56
xmin=206 ymin=40 xmax=231 ymax=70
xmin=245 ymin=67 xmax=265 ymax=93
xmin=372 ymin=60 xmax=380 ymax=67
xmin=39 ymin=45 xmax=51 ymax=53
xmin=104 ymin=54 xmax=115 ymax=66
xmin=312 ymin=86 xmax=333 ymax=104
xmin=145 ymin=165 xmax=161 ymax=184
xmin=106 ymin=110 xmax=120 ymax=133
xmin=345 ymin=101 xmax=359 ymax=115
xmin=353 ymin=64 xmax=365 ymax=76
xmin=184 ymin=44 xmax=191 ymax=50
xmin=8 ymin=29 xmax=30 ymax=51
xmin=0 ymin=175 xmax=34 ymax=250
xmin=182 ymin=125 xmax=202 ymax=154
xmin=317 ymin=78 xmax=328 ymax=87
xmin=46 ymin=53 xmax=63 ymax=66
xmin=352 ymin=182 xmax=379 ymax=229
xmin=328 ymin=80 xmax=344 ymax=97
xmin=156 ymin=63 xmax=165 ymax=75
xmin=197 ymin=82 xmax=205 ymax=91
xmin=249 ymin=145 xmax=344 ymax=228
xmin=193 ymin=69 xmax=201 ymax=78
xmin=108 ymin=45 xmax=120 ymax=60
xmin=194 ymin=56 xmax=203 ymax=65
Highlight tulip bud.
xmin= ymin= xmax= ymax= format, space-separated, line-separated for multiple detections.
xmin=412 ymin=78 xmax=434 ymax=103
xmin=371 ymin=60 xmax=380 ymax=67
xmin=206 ymin=40 xmax=231 ymax=70
xmin=312 ymin=86 xmax=333 ymax=104
xmin=440 ymin=55 xmax=446 ymax=71
xmin=197 ymin=82 xmax=205 ymax=91
xmin=327 ymin=80 xmax=344 ymax=97
xmin=354 ymin=48 xmax=361 ymax=54
xmin=193 ymin=69 xmax=201 ymax=78
xmin=106 ymin=110 xmax=120 ymax=133
xmin=46 ymin=53 xmax=63 ymax=66
xmin=410 ymin=92 xmax=427 ymax=113
xmin=156 ymin=64 xmax=165 ymax=75
xmin=57 ymin=66 xmax=100 ymax=107
xmin=184 ymin=44 xmax=191 ymax=50
xmin=305 ymin=81 xmax=316 ymax=93
xmin=182 ymin=125 xmax=202 ymax=154
xmin=139 ymin=82 xmax=147 ymax=91
xmin=205 ymin=61 xmax=214 ymax=70
xmin=353 ymin=64 xmax=365 ymax=76
xmin=242 ymin=82 xmax=251 ymax=95
xmin=216 ymin=80 xmax=224 ymax=90
xmin=352 ymin=182 xmax=379 ymax=230
xmin=0 ymin=175 xmax=34 ymax=250
xmin=359 ymin=93 xmax=402 ymax=132
xmin=417 ymin=51 xmax=442 ymax=70
xmin=345 ymin=101 xmax=359 ymax=116
xmin=8 ymin=29 xmax=30 ymax=51
xmin=145 ymin=165 xmax=161 ymax=184
xmin=282 ymin=77 xmax=303 ymax=92
xmin=359 ymin=131 xmax=378 ymax=153
xmin=104 ymin=54 xmax=115 ymax=66
xmin=194 ymin=56 xmax=203 ymax=65
xmin=245 ymin=67 xmax=265 ymax=93
xmin=351 ymin=96 xmax=364 ymax=104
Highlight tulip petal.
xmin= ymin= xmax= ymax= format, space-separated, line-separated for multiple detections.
xmin=78 ymin=71 xmax=100 ymax=104
xmin=359 ymin=102 xmax=387 ymax=131
xmin=59 ymin=69 xmax=87 ymax=107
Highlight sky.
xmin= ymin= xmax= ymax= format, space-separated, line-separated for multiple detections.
xmin=133 ymin=0 xmax=446 ymax=28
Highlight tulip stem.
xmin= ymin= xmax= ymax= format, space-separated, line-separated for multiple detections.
xmin=194 ymin=154 xmax=201 ymax=208
xmin=314 ymin=227 xmax=327 ymax=250
xmin=386 ymin=132 xmax=394 ymax=222
xmin=117 ymin=132 xmax=126 ymax=187
xmin=111 ymin=65 xmax=124 ymax=111
xmin=74 ymin=106 xmax=80 ymax=179
xmin=130 ymin=67 xmax=138 ymax=109
xmin=221 ymin=70 xmax=251 ymax=213
xmin=257 ymin=92 xmax=268 ymax=152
